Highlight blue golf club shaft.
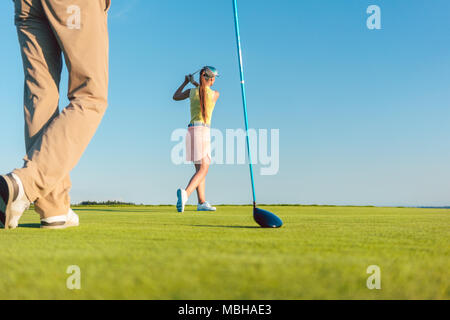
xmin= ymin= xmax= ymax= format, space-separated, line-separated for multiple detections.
xmin=232 ymin=0 xmax=257 ymax=206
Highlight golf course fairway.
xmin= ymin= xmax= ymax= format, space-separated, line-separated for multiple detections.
xmin=0 ymin=205 xmax=448 ymax=300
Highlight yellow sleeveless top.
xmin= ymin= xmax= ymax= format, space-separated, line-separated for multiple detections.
xmin=189 ymin=86 xmax=216 ymax=125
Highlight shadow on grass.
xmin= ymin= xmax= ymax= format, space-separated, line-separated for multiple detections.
xmin=190 ymin=224 xmax=260 ymax=229
xmin=73 ymin=208 xmax=117 ymax=212
xmin=18 ymin=223 xmax=41 ymax=229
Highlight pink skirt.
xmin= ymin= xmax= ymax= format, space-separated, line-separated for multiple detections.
xmin=186 ymin=126 xmax=211 ymax=163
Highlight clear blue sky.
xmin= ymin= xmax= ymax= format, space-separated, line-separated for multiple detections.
xmin=0 ymin=0 xmax=449 ymax=206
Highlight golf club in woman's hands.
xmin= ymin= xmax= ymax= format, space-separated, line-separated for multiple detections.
xmin=188 ymin=74 xmax=199 ymax=87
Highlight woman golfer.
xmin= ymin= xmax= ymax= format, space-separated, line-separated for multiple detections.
xmin=173 ymin=66 xmax=220 ymax=212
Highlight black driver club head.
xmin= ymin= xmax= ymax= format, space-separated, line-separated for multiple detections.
xmin=253 ymin=206 xmax=283 ymax=228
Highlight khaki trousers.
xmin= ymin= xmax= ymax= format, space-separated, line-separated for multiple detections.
xmin=13 ymin=0 xmax=110 ymax=218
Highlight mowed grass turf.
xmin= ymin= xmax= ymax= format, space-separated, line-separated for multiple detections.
xmin=0 ymin=205 xmax=448 ymax=300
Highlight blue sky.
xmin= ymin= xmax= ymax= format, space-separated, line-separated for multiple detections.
xmin=0 ymin=0 xmax=449 ymax=206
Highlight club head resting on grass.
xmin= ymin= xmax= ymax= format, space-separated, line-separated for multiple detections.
xmin=253 ymin=206 xmax=283 ymax=228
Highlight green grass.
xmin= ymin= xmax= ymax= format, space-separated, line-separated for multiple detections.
xmin=0 ymin=205 xmax=448 ymax=299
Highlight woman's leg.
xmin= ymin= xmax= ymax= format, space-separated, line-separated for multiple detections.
xmin=188 ymin=164 xmax=206 ymax=204
xmin=185 ymin=157 xmax=209 ymax=198
xmin=196 ymin=173 xmax=206 ymax=204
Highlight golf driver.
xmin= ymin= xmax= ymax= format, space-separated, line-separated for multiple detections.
xmin=232 ymin=0 xmax=283 ymax=228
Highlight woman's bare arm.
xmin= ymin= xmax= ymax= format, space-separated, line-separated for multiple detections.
xmin=173 ymin=76 xmax=191 ymax=101
xmin=214 ymin=91 xmax=220 ymax=103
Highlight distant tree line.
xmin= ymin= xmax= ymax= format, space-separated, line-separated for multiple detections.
xmin=78 ymin=200 xmax=137 ymax=206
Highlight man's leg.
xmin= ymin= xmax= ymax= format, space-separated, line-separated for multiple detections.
xmin=14 ymin=0 xmax=109 ymax=218
xmin=13 ymin=0 xmax=71 ymax=219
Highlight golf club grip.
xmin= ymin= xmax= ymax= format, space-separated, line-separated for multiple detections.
xmin=232 ymin=0 xmax=257 ymax=204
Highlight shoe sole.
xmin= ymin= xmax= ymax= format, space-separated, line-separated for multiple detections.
xmin=0 ymin=175 xmax=16 ymax=230
xmin=41 ymin=221 xmax=79 ymax=230
xmin=176 ymin=189 xmax=184 ymax=213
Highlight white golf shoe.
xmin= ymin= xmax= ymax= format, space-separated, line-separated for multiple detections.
xmin=1 ymin=173 xmax=31 ymax=229
xmin=197 ymin=201 xmax=216 ymax=212
xmin=176 ymin=188 xmax=188 ymax=213
xmin=40 ymin=208 xmax=79 ymax=229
